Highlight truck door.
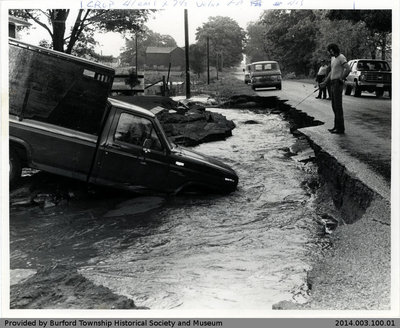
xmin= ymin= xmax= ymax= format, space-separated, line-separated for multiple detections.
xmin=93 ymin=111 xmax=169 ymax=192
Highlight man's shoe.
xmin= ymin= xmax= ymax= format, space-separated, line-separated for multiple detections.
xmin=326 ymin=97 xmax=332 ymax=100
xmin=330 ymin=129 xmax=345 ymax=134
xmin=315 ymin=96 xmax=321 ymax=99
xmin=328 ymin=127 xmax=336 ymax=132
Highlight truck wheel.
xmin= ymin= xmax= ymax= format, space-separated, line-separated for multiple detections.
xmin=375 ymin=89 xmax=384 ymax=98
xmin=345 ymin=85 xmax=352 ymax=95
xmin=276 ymin=84 xmax=282 ymax=90
xmin=10 ymin=148 xmax=22 ymax=187
xmin=354 ymin=83 xmax=361 ymax=97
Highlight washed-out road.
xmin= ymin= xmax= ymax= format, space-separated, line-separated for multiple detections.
xmin=254 ymin=80 xmax=392 ymax=186
xmin=250 ymin=79 xmax=392 ymax=310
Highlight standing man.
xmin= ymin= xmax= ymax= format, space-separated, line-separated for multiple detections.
xmin=320 ymin=43 xmax=350 ymax=134
xmin=315 ymin=59 xmax=328 ymax=99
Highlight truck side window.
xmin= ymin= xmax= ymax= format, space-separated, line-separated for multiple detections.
xmin=114 ymin=113 xmax=163 ymax=151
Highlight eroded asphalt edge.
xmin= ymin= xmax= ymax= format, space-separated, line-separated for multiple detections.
xmin=274 ymin=105 xmax=392 ymax=310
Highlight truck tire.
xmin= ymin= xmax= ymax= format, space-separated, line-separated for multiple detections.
xmin=354 ymin=83 xmax=361 ymax=97
xmin=276 ymin=83 xmax=282 ymax=90
xmin=10 ymin=148 xmax=22 ymax=187
xmin=375 ymin=89 xmax=384 ymax=98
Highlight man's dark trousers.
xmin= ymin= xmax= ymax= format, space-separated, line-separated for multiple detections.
xmin=331 ymin=79 xmax=345 ymax=132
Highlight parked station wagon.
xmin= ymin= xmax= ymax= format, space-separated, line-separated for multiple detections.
xmin=249 ymin=61 xmax=282 ymax=90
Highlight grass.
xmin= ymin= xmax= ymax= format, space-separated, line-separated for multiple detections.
xmin=145 ymin=67 xmax=314 ymax=101
xmin=190 ymin=69 xmax=256 ymax=101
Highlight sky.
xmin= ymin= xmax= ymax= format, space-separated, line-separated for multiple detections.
xmin=19 ymin=8 xmax=264 ymax=57
xmin=145 ymin=8 xmax=263 ymax=47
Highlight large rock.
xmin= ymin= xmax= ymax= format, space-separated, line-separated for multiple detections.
xmin=157 ymin=108 xmax=235 ymax=146
xmin=111 ymin=95 xmax=236 ymax=147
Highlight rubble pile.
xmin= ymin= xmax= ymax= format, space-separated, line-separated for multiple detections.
xmin=111 ymin=95 xmax=236 ymax=147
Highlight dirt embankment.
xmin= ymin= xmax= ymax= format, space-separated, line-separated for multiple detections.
xmin=10 ymin=265 xmax=147 ymax=309
xmin=266 ymin=95 xmax=391 ymax=310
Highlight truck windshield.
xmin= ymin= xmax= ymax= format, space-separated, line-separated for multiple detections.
xmin=357 ymin=61 xmax=391 ymax=71
xmin=114 ymin=113 xmax=164 ymax=151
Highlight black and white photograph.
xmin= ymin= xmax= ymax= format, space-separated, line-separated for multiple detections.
xmin=1 ymin=0 xmax=399 ymax=322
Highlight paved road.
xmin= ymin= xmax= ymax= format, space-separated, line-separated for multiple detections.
xmin=255 ymin=80 xmax=392 ymax=200
xmin=257 ymin=80 xmax=391 ymax=140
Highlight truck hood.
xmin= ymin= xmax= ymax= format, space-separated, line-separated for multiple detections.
xmin=171 ymin=145 xmax=237 ymax=177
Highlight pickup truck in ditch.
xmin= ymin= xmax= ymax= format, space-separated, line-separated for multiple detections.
xmin=9 ymin=39 xmax=238 ymax=194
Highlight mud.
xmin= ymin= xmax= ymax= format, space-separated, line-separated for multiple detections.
xmin=9 ymin=174 xmax=162 ymax=309
xmin=10 ymin=264 xmax=145 ymax=309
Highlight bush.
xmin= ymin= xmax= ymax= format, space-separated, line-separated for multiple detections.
xmin=285 ymin=72 xmax=297 ymax=79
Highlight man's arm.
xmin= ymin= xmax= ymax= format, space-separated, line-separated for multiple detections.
xmin=319 ymin=71 xmax=331 ymax=88
xmin=341 ymin=62 xmax=351 ymax=80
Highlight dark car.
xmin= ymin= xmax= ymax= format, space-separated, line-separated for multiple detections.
xmin=344 ymin=59 xmax=391 ymax=98
xmin=10 ymin=98 xmax=239 ymax=194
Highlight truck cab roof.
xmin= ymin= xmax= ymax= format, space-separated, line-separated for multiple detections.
xmin=108 ymin=97 xmax=155 ymax=118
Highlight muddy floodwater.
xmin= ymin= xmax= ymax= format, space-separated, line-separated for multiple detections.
xmin=10 ymin=107 xmax=325 ymax=310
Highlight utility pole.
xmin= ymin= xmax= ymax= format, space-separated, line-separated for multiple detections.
xmin=184 ymin=9 xmax=191 ymax=99
xmin=207 ymin=36 xmax=210 ymax=84
xmin=216 ymin=52 xmax=219 ymax=80
xmin=135 ymin=32 xmax=138 ymax=76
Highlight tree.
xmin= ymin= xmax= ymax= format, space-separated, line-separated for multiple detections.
xmin=9 ymin=9 xmax=155 ymax=54
xmin=243 ymin=9 xmax=392 ymax=77
xmin=326 ymin=10 xmax=392 ymax=59
xmin=312 ymin=17 xmax=372 ymax=64
xmin=259 ymin=10 xmax=318 ymax=75
xmin=195 ymin=16 xmax=246 ymax=69
xmin=189 ymin=43 xmax=206 ymax=77
xmin=244 ymin=20 xmax=268 ymax=62
xmin=120 ymin=27 xmax=177 ymax=67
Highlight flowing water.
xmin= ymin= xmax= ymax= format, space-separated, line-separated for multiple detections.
xmin=75 ymin=108 xmax=322 ymax=310
xmin=10 ymin=107 xmax=323 ymax=310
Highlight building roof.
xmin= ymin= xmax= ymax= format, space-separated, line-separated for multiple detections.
xmin=146 ymin=47 xmax=183 ymax=54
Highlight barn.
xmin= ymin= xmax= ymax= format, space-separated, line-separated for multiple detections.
xmin=145 ymin=47 xmax=185 ymax=70
xmin=9 ymin=15 xmax=31 ymax=38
